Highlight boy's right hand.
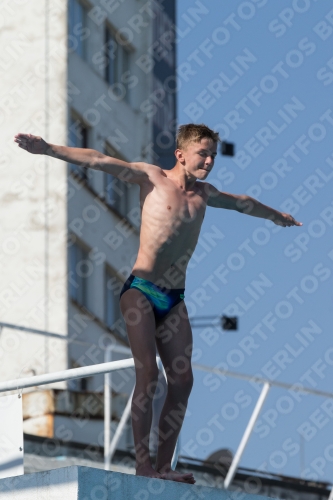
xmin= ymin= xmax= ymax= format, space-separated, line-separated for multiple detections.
xmin=14 ymin=133 xmax=48 ymax=155
xmin=273 ymin=212 xmax=302 ymax=227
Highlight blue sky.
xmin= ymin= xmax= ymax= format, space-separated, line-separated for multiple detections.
xmin=176 ymin=0 xmax=333 ymax=482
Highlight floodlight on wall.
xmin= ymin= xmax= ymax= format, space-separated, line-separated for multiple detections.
xmin=221 ymin=315 xmax=238 ymax=330
xmin=221 ymin=141 xmax=235 ymax=156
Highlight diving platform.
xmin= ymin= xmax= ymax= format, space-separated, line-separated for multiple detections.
xmin=0 ymin=465 xmax=277 ymax=499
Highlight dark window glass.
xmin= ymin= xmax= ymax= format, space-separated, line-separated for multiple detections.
xmin=68 ymin=0 xmax=88 ymax=59
xmin=105 ymin=268 xmax=122 ymax=327
xmin=68 ymin=114 xmax=89 ymax=181
xmin=69 ymin=240 xmax=91 ymax=310
xmin=104 ymin=143 xmax=129 ymax=218
xmin=104 ymin=25 xmax=131 ymax=102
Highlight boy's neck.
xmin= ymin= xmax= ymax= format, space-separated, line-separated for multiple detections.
xmin=168 ymin=162 xmax=197 ymax=191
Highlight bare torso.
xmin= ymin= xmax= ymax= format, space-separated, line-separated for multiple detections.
xmin=132 ymin=166 xmax=209 ymax=289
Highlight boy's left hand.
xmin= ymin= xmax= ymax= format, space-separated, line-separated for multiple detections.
xmin=14 ymin=133 xmax=48 ymax=155
xmin=274 ymin=212 xmax=302 ymax=227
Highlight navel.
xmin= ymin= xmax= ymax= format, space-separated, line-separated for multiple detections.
xmin=167 ymin=205 xmax=171 ymax=210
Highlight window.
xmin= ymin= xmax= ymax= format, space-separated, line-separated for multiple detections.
xmin=104 ymin=143 xmax=129 ymax=218
xmin=104 ymin=25 xmax=131 ymax=103
xmin=105 ymin=267 xmax=126 ymax=339
xmin=68 ymin=113 xmax=90 ymax=181
xmin=69 ymin=239 xmax=92 ymax=310
xmin=68 ymin=0 xmax=89 ymax=60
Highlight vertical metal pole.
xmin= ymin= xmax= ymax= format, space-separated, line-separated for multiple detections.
xmin=171 ymin=434 xmax=180 ymax=470
xmin=328 ymin=486 xmax=333 ymax=500
xmin=224 ymin=382 xmax=270 ymax=490
xmin=108 ymin=386 xmax=135 ymax=463
xmin=104 ymin=346 xmax=112 ymax=470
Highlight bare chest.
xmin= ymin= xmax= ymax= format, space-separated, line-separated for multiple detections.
xmin=140 ymin=177 xmax=207 ymax=230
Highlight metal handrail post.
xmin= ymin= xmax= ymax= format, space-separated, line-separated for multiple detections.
xmin=224 ymin=382 xmax=271 ymax=490
xmin=107 ymin=385 xmax=135 ymax=464
xmin=104 ymin=344 xmax=132 ymax=470
xmin=104 ymin=346 xmax=112 ymax=470
xmin=172 ymin=435 xmax=180 ymax=471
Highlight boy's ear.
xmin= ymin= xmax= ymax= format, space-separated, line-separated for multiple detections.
xmin=175 ymin=148 xmax=185 ymax=163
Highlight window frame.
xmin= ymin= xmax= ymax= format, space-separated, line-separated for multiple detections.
xmin=68 ymin=0 xmax=89 ymax=60
xmin=69 ymin=236 xmax=92 ymax=311
xmin=103 ymin=142 xmax=130 ymax=218
xmin=104 ymin=264 xmax=125 ymax=334
xmin=104 ymin=23 xmax=132 ymax=103
xmin=68 ymin=110 xmax=90 ymax=182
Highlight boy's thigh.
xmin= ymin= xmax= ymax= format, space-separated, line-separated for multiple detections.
xmin=120 ymin=289 xmax=157 ymax=369
xmin=155 ymin=300 xmax=193 ymax=373
xmin=120 ymin=288 xmax=154 ymax=323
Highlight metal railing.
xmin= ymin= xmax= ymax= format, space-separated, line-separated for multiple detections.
xmin=1 ymin=321 xmax=333 ymax=493
xmin=0 ymin=322 xmax=180 ymax=471
xmin=0 ymin=356 xmax=134 ymax=392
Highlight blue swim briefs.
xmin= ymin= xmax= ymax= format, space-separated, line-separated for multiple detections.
xmin=119 ymin=274 xmax=185 ymax=321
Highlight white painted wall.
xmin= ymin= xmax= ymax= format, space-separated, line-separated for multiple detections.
xmin=0 ymin=1 xmax=68 ymax=382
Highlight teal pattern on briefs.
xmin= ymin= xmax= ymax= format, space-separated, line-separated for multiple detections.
xmin=130 ymin=277 xmax=171 ymax=312
xmin=130 ymin=276 xmax=184 ymax=315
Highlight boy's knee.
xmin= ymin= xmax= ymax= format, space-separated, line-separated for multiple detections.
xmin=171 ymin=369 xmax=194 ymax=395
xmin=171 ymin=355 xmax=192 ymax=377
xmin=183 ymin=371 xmax=194 ymax=392
xmin=136 ymin=362 xmax=159 ymax=385
xmin=166 ymin=355 xmax=194 ymax=393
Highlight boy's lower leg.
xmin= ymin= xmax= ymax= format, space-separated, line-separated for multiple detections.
xmin=132 ymin=379 xmax=159 ymax=476
xmin=155 ymin=384 xmax=195 ymax=483
xmin=155 ymin=392 xmax=186 ymax=471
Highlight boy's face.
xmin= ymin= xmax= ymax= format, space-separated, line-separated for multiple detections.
xmin=177 ymin=138 xmax=218 ymax=179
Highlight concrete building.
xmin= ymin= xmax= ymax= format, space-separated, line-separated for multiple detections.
xmin=0 ymin=0 xmax=176 ymax=450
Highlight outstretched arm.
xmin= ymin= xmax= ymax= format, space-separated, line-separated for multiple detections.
xmin=205 ymin=183 xmax=302 ymax=227
xmin=14 ymin=133 xmax=151 ymax=184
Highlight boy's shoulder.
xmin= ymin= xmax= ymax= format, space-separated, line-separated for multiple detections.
xmin=136 ymin=162 xmax=163 ymax=177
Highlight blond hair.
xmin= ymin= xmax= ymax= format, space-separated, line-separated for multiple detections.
xmin=176 ymin=123 xmax=220 ymax=150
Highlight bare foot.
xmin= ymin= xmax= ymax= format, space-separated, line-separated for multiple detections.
xmin=157 ymin=468 xmax=196 ymax=484
xmin=136 ymin=464 xmax=165 ymax=479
